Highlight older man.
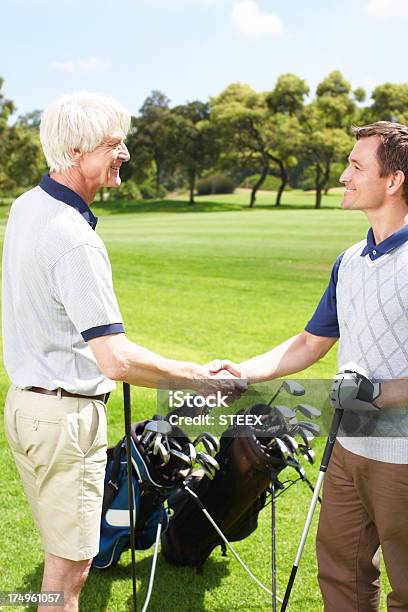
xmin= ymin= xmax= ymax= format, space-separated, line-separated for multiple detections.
xmin=214 ymin=122 xmax=408 ymax=610
xmin=2 ymin=92 xmax=239 ymax=611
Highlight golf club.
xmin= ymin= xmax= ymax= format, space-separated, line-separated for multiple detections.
xmin=296 ymin=426 xmax=317 ymax=449
xmin=267 ymin=438 xmax=291 ymax=462
xmin=271 ymin=470 xmax=278 ymax=612
xmin=123 ymin=382 xmax=137 ymax=612
xmin=297 ymin=421 xmax=320 ymax=436
xmin=186 ymin=442 xmax=197 ymax=463
xmin=274 ymin=405 xmax=297 ymax=420
xmin=170 ymin=448 xmax=192 ymax=466
xmin=196 ymin=451 xmax=220 ymax=473
xmin=282 ymin=434 xmax=298 ymax=453
xmin=181 ymin=484 xmax=283 ymax=603
xmin=151 ymin=433 xmax=163 ymax=456
xmin=267 ymin=380 xmax=306 ymax=406
xmin=299 ymin=445 xmax=316 ymax=465
xmin=295 ymin=403 xmax=322 ymax=420
xmin=141 ymin=506 xmax=165 ymax=612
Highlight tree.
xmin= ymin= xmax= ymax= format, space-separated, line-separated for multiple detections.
xmin=0 ymin=77 xmax=16 ymax=191
xmin=16 ymin=109 xmax=42 ymax=131
xmin=0 ymin=80 xmax=45 ymax=195
xmin=315 ymin=70 xmax=358 ymax=129
xmin=299 ymin=103 xmax=353 ymax=208
xmin=267 ymin=73 xmax=309 ymax=116
xmin=7 ymin=126 xmax=46 ymax=188
xmin=211 ymin=83 xmax=301 ymax=208
xmin=125 ymin=91 xmax=176 ymax=197
xmin=266 ymin=74 xmax=309 ymax=204
xmin=171 ymin=101 xmax=218 ymax=205
xmin=362 ymin=83 xmax=408 ymax=124
xmin=297 ymin=72 xmax=357 ymax=207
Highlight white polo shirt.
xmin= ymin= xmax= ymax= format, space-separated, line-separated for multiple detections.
xmin=2 ymin=174 xmax=125 ymax=395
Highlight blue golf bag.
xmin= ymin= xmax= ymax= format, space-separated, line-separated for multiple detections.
xmin=92 ymin=420 xmax=179 ymax=569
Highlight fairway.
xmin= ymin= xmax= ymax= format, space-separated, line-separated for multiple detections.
xmin=1 ymin=191 xmax=392 ymax=611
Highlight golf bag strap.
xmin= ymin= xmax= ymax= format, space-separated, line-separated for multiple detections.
xmin=102 ymin=437 xmax=125 ymax=517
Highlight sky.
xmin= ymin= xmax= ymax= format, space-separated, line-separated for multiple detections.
xmin=2 ymin=0 xmax=408 ymax=119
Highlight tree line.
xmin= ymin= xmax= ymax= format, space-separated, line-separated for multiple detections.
xmin=1 ymin=72 xmax=408 ymax=208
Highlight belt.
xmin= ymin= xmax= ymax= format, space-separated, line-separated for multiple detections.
xmin=29 ymin=387 xmax=109 ymax=403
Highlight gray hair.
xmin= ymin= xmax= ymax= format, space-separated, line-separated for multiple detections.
xmin=40 ymin=92 xmax=131 ymax=172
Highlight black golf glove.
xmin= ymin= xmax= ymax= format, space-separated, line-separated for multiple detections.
xmin=330 ymin=362 xmax=381 ymax=411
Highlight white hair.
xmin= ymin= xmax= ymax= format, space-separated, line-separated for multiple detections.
xmin=40 ymin=91 xmax=131 ymax=172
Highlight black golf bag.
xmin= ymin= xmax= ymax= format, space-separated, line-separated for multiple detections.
xmin=161 ymin=406 xmax=287 ymax=568
xmin=92 ymin=419 xmax=190 ymax=569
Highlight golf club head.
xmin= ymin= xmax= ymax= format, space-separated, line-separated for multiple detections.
xmin=196 ymin=451 xmax=220 ymax=472
xmin=299 ymin=445 xmax=315 ymax=464
xmin=144 ymin=420 xmax=172 ymax=435
xmin=274 ymin=405 xmax=296 ymax=420
xmin=294 ymin=426 xmax=315 ymax=449
xmin=170 ymin=448 xmax=192 ymax=466
xmin=298 ymin=421 xmax=320 ymax=436
xmin=282 ymin=380 xmax=305 ymax=396
xmin=151 ymin=433 xmax=163 ymax=455
xmin=201 ymin=437 xmax=216 ymax=457
xmin=185 ymin=442 xmax=196 ymax=463
xmin=282 ymin=434 xmax=298 ymax=453
xmin=168 ymin=437 xmax=183 ymax=451
xmin=203 ymin=432 xmax=220 ymax=454
xmin=195 ymin=452 xmax=216 ymax=480
xmin=295 ymin=404 xmax=321 ymax=420
xmin=286 ymin=455 xmax=306 ymax=478
xmin=140 ymin=430 xmax=154 ymax=447
xmin=157 ymin=442 xmax=170 ymax=464
xmin=269 ymin=437 xmax=290 ymax=461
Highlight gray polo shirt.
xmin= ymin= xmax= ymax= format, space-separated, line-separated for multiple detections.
xmin=306 ymin=226 xmax=408 ymax=464
xmin=2 ymin=174 xmax=124 ymax=395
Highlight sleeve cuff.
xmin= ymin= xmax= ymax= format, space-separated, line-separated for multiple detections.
xmin=304 ymin=322 xmax=340 ymax=338
xmin=81 ymin=323 xmax=125 ymax=341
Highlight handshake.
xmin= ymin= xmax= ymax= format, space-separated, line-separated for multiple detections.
xmin=193 ymin=358 xmax=247 ymax=402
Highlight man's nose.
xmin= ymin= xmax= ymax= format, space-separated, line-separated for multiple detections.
xmin=339 ymin=167 xmax=350 ymax=184
xmin=119 ymin=142 xmax=130 ymax=162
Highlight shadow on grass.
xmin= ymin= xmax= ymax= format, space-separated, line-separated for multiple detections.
xmin=14 ymin=552 xmax=230 ymax=611
xmin=92 ymin=199 xmax=243 ymax=215
xmin=92 ymin=198 xmax=340 ymax=216
xmin=0 ymin=198 xmax=341 ymax=223
xmin=13 ymin=563 xmax=43 ymax=611
xmin=82 ymin=554 xmax=231 ymax=612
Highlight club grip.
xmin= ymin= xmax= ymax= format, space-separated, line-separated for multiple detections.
xmin=321 ymin=408 xmax=343 ymax=471
xmin=281 ymin=565 xmax=298 ymax=611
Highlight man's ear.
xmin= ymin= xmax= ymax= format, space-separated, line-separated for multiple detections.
xmin=388 ymin=170 xmax=405 ymax=195
xmin=68 ymin=147 xmax=83 ymax=163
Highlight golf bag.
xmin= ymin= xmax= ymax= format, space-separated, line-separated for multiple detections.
xmin=92 ymin=419 xmax=187 ymax=569
xmin=161 ymin=406 xmax=287 ymax=568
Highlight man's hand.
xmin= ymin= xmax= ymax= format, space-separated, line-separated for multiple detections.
xmin=206 ymin=359 xmax=245 ymax=379
xmin=192 ymin=361 xmax=247 ymax=402
xmin=330 ymin=362 xmax=381 ymax=410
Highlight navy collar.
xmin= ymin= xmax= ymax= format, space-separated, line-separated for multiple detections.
xmin=361 ymin=226 xmax=408 ymax=260
xmin=39 ymin=173 xmax=98 ymax=230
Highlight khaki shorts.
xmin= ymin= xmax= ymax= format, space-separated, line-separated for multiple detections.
xmin=4 ymin=385 xmax=108 ymax=561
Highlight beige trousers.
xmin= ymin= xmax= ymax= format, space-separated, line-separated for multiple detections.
xmin=4 ymin=385 xmax=108 ymax=561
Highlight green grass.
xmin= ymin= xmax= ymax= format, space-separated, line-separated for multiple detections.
xmin=0 ymin=189 xmax=391 ymax=611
